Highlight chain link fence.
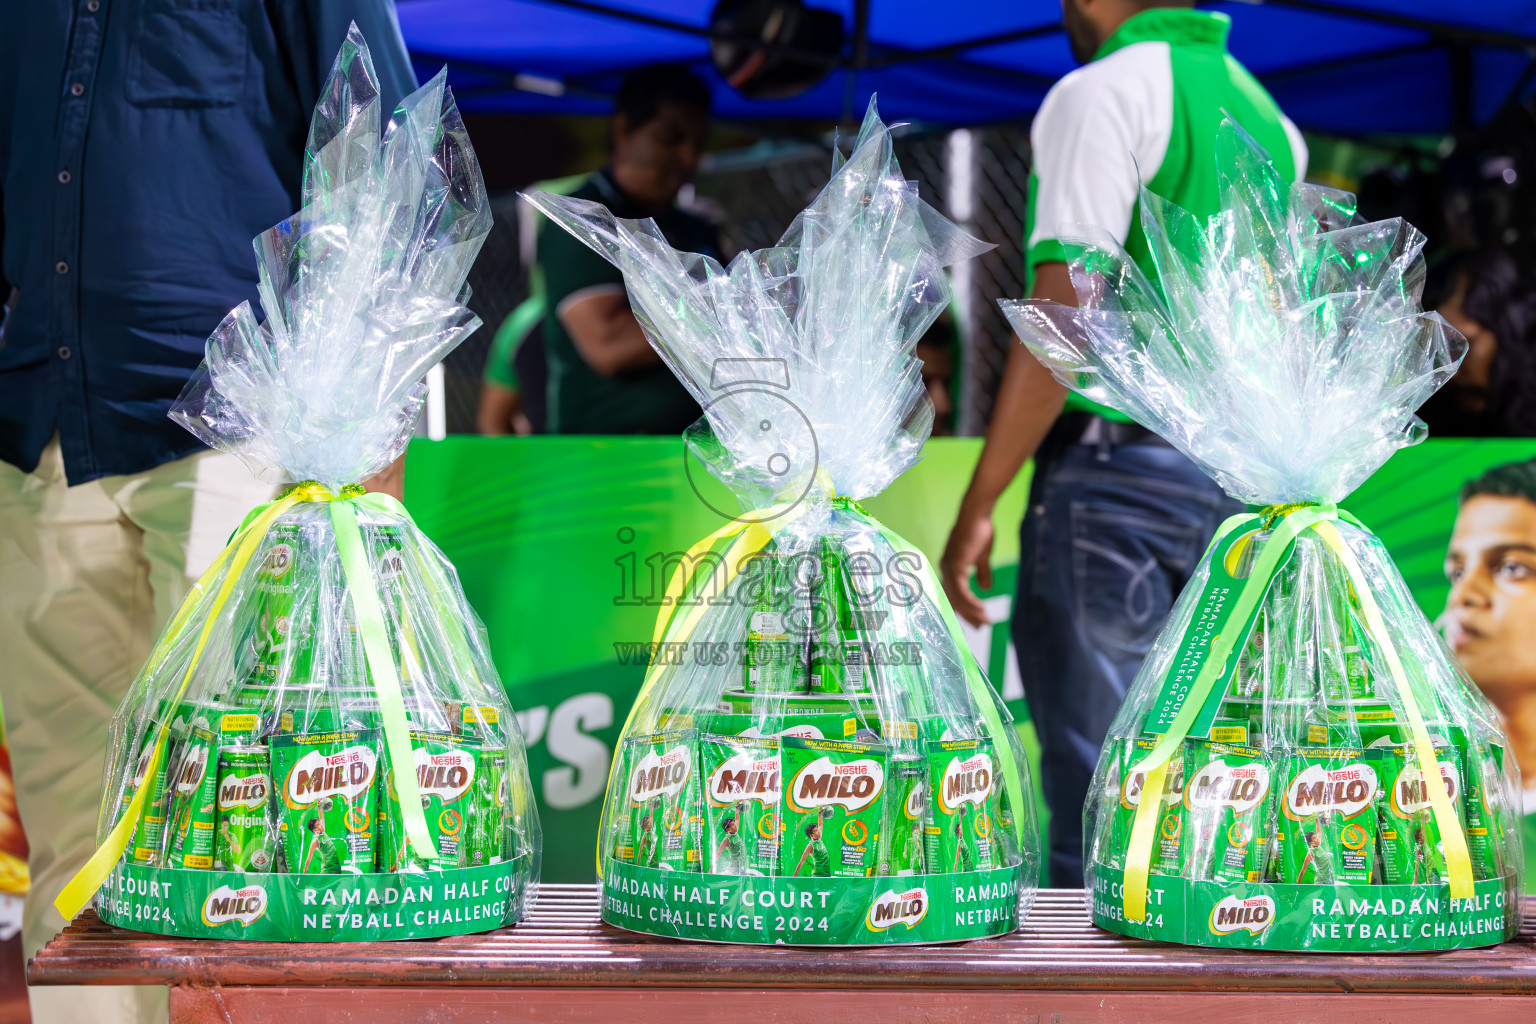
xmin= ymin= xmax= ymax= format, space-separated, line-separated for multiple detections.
xmin=450 ymin=125 xmax=1033 ymax=436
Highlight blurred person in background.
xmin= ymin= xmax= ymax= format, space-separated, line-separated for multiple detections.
xmin=0 ymin=5 xmax=415 ymax=1021
xmin=1442 ymin=458 xmax=1536 ymax=883
xmin=477 ymin=295 xmax=547 ymax=435
xmin=1422 ymin=247 xmax=1536 ymax=437
xmin=917 ymin=306 xmax=960 ymax=437
xmin=537 ymin=64 xmax=717 ymax=435
xmin=939 ymin=0 xmax=1306 ymax=887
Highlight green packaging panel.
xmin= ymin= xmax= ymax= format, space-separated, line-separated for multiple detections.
xmin=602 ymin=860 xmax=1022 ymax=945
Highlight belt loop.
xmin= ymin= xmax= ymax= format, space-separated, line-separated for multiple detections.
xmin=1090 ymin=416 xmax=1112 ymax=462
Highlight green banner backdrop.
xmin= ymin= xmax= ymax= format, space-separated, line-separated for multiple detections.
xmin=406 ymin=436 xmax=1536 ymax=886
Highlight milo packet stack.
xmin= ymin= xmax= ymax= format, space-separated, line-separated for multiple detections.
xmin=882 ymin=752 xmax=928 ymax=876
xmin=377 ymin=730 xmax=490 ymax=872
xmin=121 ymin=698 xmax=197 ymax=866
xmin=1179 ymin=735 xmax=1273 ymax=884
xmin=216 ymin=746 xmax=276 ymax=872
xmin=610 ymin=730 xmax=701 ymax=871
xmin=925 ymin=736 xmax=1006 ymax=874
xmin=453 ymin=703 xmax=514 ymax=867
xmin=1271 ymin=747 xmax=1379 ymax=884
xmin=1098 ymin=737 xmax=1186 ymax=875
xmin=780 ymin=736 xmax=887 ymax=877
xmin=271 ymin=729 xmax=381 ymax=874
xmin=1368 ymin=738 xmax=1466 ymax=885
xmin=808 ymin=537 xmax=880 ymax=697
xmin=699 ymin=734 xmax=782 ymax=875
xmin=743 ymin=549 xmax=810 ymax=695
xmin=1451 ymin=729 xmax=1512 ymax=881
xmin=166 ymin=723 xmax=221 ymax=870
xmin=248 ymin=521 xmax=317 ymax=690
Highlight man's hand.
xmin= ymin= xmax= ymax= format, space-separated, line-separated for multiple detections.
xmin=559 ymin=289 xmax=659 ymax=377
xmin=476 ymin=382 xmax=522 ymax=436
xmin=939 ymin=262 xmax=1079 ymax=626
xmin=941 ymin=498 xmax=996 ymax=627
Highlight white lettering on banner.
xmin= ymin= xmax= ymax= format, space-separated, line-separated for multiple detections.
xmin=517 ymin=706 xmax=550 ymax=748
xmin=544 ymin=693 xmax=613 ymax=809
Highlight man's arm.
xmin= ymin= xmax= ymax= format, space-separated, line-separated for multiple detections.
xmin=476 ymin=383 xmax=522 ymax=436
xmin=939 ymin=262 xmax=1078 ymax=626
xmin=558 ymin=291 xmax=662 ymax=378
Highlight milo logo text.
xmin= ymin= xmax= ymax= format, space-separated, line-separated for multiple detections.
xmin=630 ymin=747 xmax=691 ymax=803
xmin=1284 ymin=763 xmax=1378 ymax=818
xmin=415 ymin=747 xmax=475 ymax=802
xmin=1187 ymin=761 xmax=1270 ymax=814
xmin=218 ymin=772 xmax=270 ymax=811
xmin=1209 ymin=894 xmax=1274 ymax=935
xmin=1115 ymin=762 xmax=1185 ymax=810
xmin=202 ymin=884 xmax=268 ymax=927
xmin=284 ymin=745 xmax=377 ymax=805
xmin=788 ymin=756 xmax=884 ymax=813
xmin=866 ymin=886 xmax=927 ymax=931
xmin=262 ymin=542 xmax=294 ymax=581
xmin=707 ymin=753 xmax=781 ymax=804
xmin=377 ymin=546 xmax=406 ymax=579
xmin=174 ymin=746 xmax=209 ymax=795
xmin=1391 ymin=760 xmax=1460 ymax=816
xmin=938 ymin=754 xmax=993 ymax=814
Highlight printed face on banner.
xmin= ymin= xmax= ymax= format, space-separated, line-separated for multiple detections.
xmin=1444 ymin=470 xmax=1536 ymax=788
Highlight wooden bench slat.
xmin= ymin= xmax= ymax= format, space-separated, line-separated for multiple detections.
xmin=29 ymin=887 xmax=1536 ymax=994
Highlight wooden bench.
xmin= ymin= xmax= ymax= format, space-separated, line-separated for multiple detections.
xmin=29 ymin=885 xmax=1536 ymax=1022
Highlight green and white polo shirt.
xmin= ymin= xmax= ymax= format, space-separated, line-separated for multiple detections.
xmin=1024 ymin=8 xmax=1308 ymax=422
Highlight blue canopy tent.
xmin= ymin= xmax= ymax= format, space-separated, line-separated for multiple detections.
xmin=396 ymin=0 xmax=1536 ymax=134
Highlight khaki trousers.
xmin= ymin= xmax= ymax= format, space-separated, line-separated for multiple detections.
xmin=0 ymin=437 xmax=273 ymax=1023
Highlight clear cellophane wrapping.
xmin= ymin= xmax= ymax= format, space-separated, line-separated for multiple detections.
xmin=1002 ymin=119 xmax=1520 ymax=947
xmin=86 ymin=27 xmax=540 ymax=930
xmin=526 ymin=102 xmax=1039 ymax=944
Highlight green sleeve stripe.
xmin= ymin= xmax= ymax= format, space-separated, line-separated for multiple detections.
xmin=483 ymin=295 xmax=547 ymax=389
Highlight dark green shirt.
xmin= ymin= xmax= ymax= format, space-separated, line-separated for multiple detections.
xmin=538 ymin=170 xmax=718 ymax=434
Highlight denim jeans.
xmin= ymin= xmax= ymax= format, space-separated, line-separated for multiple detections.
xmin=1012 ymin=439 xmax=1240 ymax=888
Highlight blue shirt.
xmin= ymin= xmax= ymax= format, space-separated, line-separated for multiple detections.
xmin=0 ymin=0 xmax=418 ymax=484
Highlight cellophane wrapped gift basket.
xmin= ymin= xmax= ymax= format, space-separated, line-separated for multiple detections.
xmin=526 ymin=101 xmax=1040 ymax=946
xmin=1002 ymin=120 xmax=1522 ymax=952
xmin=57 ymin=28 xmax=541 ymax=941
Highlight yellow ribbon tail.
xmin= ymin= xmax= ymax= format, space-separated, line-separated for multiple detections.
xmin=1121 ymin=757 xmax=1169 ymax=923
xmin=56 ymin=492 xmax=304 ymax=921
xmin=1313 ymin=521 xmax=1474 ymax=898
xmin=330 ymin=499 xmax=439 ymax=863
xmin=56 ymin=745 xmax=165 ymax=921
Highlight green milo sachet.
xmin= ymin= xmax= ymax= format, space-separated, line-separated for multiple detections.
xmin=1370 ymin=740 xmax=1465 ymax=886
xmin=779 ymin=735 xmax=887 ymax=878
xmin=1273 ymin=748 xmax=1378 ymax=884
xmin=166 ymin=726 xmax=220 ymax=870
xmin=1180 ymin=738 xmax=1273 ymax=883
xmin=699 ymin=733 xmax=782 ymax=875
xmin=612 ymin=730 xmax=701 ymax=872
xmin=271 ymin=729 xmax=380 ymax=874
xmin=379 ymin=730 xmax=487 ymax=872
xmin=925 ymin=737 xmax=1003 ymax=874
